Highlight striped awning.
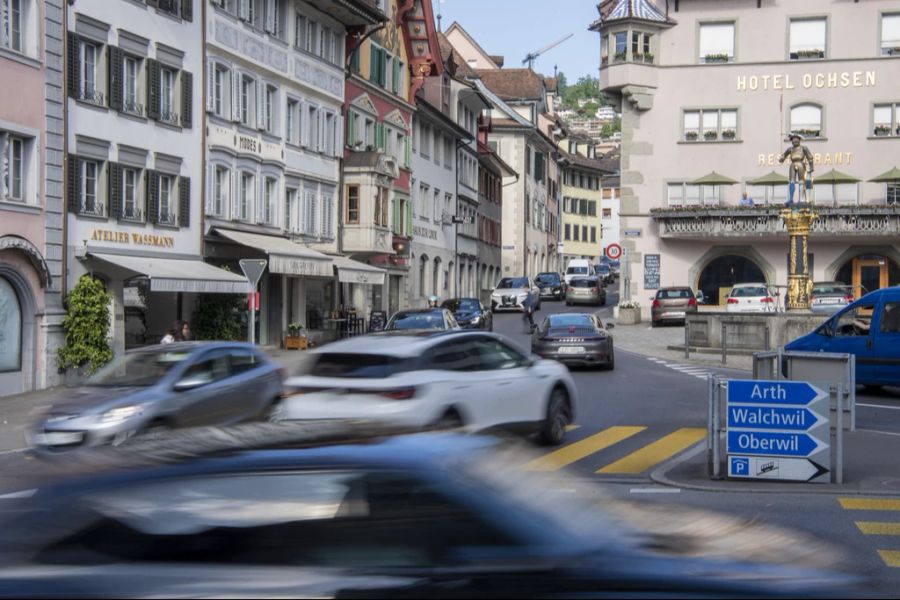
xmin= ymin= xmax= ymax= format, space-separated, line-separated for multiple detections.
xmin=89 ymin=253 xmax=250 ymax=294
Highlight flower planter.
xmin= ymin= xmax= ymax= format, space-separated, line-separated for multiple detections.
xmin=618 ymin=307 xmax=642 ymax=326
xmin=284 ymin=335 xmax=308 ymax=350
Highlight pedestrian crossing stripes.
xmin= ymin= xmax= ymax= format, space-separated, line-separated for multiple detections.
xmin=645 ymin=357 xmax=713 ymax=380
xmin=525 ymin=426 xmax=704 ymax=475
xmin=839 ymin=497 xmax=900 ymax=568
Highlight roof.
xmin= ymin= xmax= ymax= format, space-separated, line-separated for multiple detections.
xmin=471 ymin=79 xmax=534 ymax=128
xmin=475 ymin=68 xmax=545 ymax=102
xmin=437 ymin=32 xmax=477 ymax=79
xmin=445 ymin=21 xmax=501 ymax=69
xmin=545 ymin=77 xmax=558 ymax=93
xmin=595 ymin=148 xmax=621 ymax=173
xmin=560 ymin=150 xmax=613 ymax=174
xmin=590 ymin=0 xmax=673 ymax=30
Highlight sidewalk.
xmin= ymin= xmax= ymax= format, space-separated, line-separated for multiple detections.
xmin=610 ymin=321 xmax=754 ymax=372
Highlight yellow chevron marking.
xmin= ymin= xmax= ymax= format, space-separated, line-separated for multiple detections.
xmin=877 ymin=550 xmax=900 ymax=567
xmin=855 ymin=522 xmax=900 ymax=535
xmin=524 ymin=426 xmax=646 ymax=472
xmin=839 ymin=498 xmax=900 ymax=511
xmin=597 ymin=427 xmax=706 ymax=474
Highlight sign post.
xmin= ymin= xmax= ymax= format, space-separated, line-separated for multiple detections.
xmin=725 ymin=379 xmax=831 ymax=482
xmin=239 ymin=259 xmax=267 ymax=346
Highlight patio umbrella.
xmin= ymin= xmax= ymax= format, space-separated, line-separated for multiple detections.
xmin=691 ymin=171 xmax=739 ymax=185
xmin=747 ymin=171 xmax=789 ymax=206
xmin=814 ymin=169 xmax=861 ymax=207
xmin=869 ymin=166 xmax=900 ymax=182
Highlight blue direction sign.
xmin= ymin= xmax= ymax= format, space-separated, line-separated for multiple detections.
xmin=727 ymin=431 xmax=826 ymax=458
xmin=727 ymin=380 xmax=825 ymax=406
xmin=727 ymin=406 xmax=825 ymax=431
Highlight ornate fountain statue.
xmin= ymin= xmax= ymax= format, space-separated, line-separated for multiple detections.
xmin=778 ymin=134 xmax=817 ymax=309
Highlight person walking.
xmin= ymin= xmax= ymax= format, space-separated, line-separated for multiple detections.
xmin=178 ymin=321 xmax=193 ymax=342
xmin=160 ymin=328 xmax=177 ymax=344
xmin=521 ymin=289 xmax=537 ymax=332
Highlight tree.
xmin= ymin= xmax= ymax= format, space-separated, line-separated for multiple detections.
xmin=556 ymin=71 xmax=568 ymax=97
xmin=193 ymin=293 xmax=244 ymax=341
xmin=57 ymin=275 xmax=114 ymax=375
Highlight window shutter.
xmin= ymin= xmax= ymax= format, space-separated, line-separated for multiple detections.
xmin=256 ymin=81 xmax=265 ymax=130
xmin=179 ymin=177 xmax=191 ymax=227
xmin=108 ymin=163 xmax=121 ymax=219
xmin=335 ymin=114 xmax=343 ymax=156
xmin=232 ymin=71 xmax=242 ymax=122
xmin=181 ymin=70 xmax=193 ymax=128
xmin=346 ymin=110 xmax=355 ymax=146
xmin=205 ymin=162 xmax=213 ymax=214
xmin=370 ymin=47 xmax=377 ymax=83
xmin=67 ymin=33 xmax=80 ymax=98
xmin=392 ymin=196 xmax=400 ymax=232
xmin=108 ymin=47 xmax=123 ymax=111
xmin=239 ymin=0 xmax=249 ymax=20
xmin=206 ymin=60 xmax=215 ymax=112
xmin=147 ymin=59 xmax=161 ymax=120
xmin=404 ymin=136 xmax=411 ymax=167
xmin=67 ymin=155 xmax=81 ymax=212
xmin=406 ymin=199 xmax=413 ymax=236
xmin=232 ymin=170 xmax=240 ymax=219
xmin=265 ymin=0 xmax=275 ymax=33
xmin=392 ymin=58 xmax=400 ymax=94
xmin=181 ymin=0 xmax=193 ymax=21
xmin=146 ymin=170 xmax=160 ymax=224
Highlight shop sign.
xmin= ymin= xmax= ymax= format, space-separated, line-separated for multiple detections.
xmin=413 ymin=225 xmax=437 ymax=241
xmin=737 ymin=71 xmax=876 ymax=92
xmin=91 ymin=229 xmax=174 ymax=248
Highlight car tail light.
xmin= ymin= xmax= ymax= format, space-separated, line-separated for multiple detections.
xmin=591 ymin=287 xmax=599 ymax=294
xmin=727 ymin=298 xmax=740 ymax=304
xmin=844 ymin=295 xmax=855 ymax=302
xmin=377 ymin=387 xmax=417 ymax=401
xmin=762 ymin=297 xmax=775 ymax=303
xmin=652 ymin=299 xmax=661 ymax=308
xmin=688 ymin=298 xmax=697 ymax=307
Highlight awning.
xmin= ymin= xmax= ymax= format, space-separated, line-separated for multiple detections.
xmin=691 ymin=171 xmax=739 ymax=185
xmin=214 ymin=229 xmax=332 ymax=277
xmin=869 ymin=167 xmax=900 ymax=183
xmin=748 ymin=171 xmax=790 ymax=185
xmin=332 ymin=255 xmax=386 ymax=286
xmin=90 ymin=253 xmax=251 ymax=294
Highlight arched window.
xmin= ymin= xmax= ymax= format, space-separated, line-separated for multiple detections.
xmin=418 ymin=255 xmax=428 ymax=297
xmin=790 ymin=104 xmax=822 ymax=138
xmin=0 ymin=277 xmax=22 ymax=372
xmin=433 ymin=257 xmax=442 ymax=296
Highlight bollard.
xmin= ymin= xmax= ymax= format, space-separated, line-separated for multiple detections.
xmin=836 ymin=383 xmax=844 ymax=485
xmin=721 ymin=322 xmax=727 ymax=365
xmin=764 ymin=324 xmax=771 ymax=351
xmin=685 ymin=321 xmax=691 ymax=359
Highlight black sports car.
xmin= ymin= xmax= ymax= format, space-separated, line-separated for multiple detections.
xmin=532 ymin=312 xmax=615 ymax=370
xmin=441 ymin=298 xmax=493 ymax=330
xmin=534 ymin=272 xmax=566 ymax=300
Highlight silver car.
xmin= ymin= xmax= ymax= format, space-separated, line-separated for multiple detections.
xmin=29 ymin=343 xmax=284 ymax=450
xmin=490 ymin=276 xmax=542 ymax=312
xmin=810 ymin=282 xmax=856 ymax=314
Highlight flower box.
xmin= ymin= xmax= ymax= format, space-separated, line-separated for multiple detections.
xmin=618 ymin=307 xmax=642 ymax=326
xmin=703 ymin=53 xmax=730 ymax=63
xmin=613 ymin=52 xmax=627 ymax=62
xmin=684 ymin=131 xmax=699 ymax=141
xmin=874 ymin=125 xmax=892 ymax=136
xmin=643 ymin=53 xmax=654 ymax=63
xmin=704 ymin=131 xmax=719 ymax=141
xmin=284 ymin=335 xmax=308 ymax=350
xmin=792 ymin=49 xmax=824 ymax=60
xmin=721 ymin=129 xmax=737 ymax=140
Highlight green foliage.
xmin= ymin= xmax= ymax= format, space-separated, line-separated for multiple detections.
xmin=57 ymin=275 xmax=114 ymax=375
xmin=193 ymin=293 xmax=244 ymax=341
xmin=558 ymin=74 xmax=608 ymax=110
xmin=601 ymin=117 xmax=622 ymax=138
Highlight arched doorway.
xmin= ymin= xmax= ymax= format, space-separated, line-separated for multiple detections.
xmin=835 ymin=255 xmax=900 ymax=298
xmin=698 ymin=255 xmax=767 ymax=306
xmin=432 ymin=257 xmax=442 ymax=296
xmin=418 ymin=255 xmax=429 ymax=299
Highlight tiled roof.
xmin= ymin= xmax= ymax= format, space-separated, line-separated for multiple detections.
xmin=561 ymin=151 xmax=613 ymax=173
xmin=545 ymin=77 xmax=558 ymax=92
xmin=595 ymin=148 xmax=621 ymax=173
xmin=591 ymin=0 xmax=672 ymax=29
xmin=474 ymin=68 xmax=545 ymax=101
xmin=437 ymin=32 xmax=476 ymax=78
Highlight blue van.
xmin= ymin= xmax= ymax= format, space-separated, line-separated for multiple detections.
xmin=785 ymin=287 xmax=900 ymax=387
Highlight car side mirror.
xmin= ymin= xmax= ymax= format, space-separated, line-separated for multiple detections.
xmin=606 ymin=323 xmax=615 ymax=329
xmin=174 ymin=376 xmax=210 ymax=392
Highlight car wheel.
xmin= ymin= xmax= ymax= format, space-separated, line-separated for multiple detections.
xmin=128 ymin=419 xmax=171 ymax=444
xmin=434 ymin=409 xmax=464 ymax=430
xmin=539 ymin=387 xmax=570 ymax=446
xmin=605 ymin=348 xmax=615 ymax=371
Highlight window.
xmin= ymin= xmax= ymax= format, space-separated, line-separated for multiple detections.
xmin=815 ymin=182 xmax=858 ymax=206
xmin=346 ymin=184 xmax=359 ymax=223
xmin=374 ymin=187 xmax=389 ymax=227
xmin=682 ymin=108 xmax=738 ymax=141
xmin=790 ymin=18 xmax=826 ymax=59
xmin=699 ymin=22 xmax=734 ymax=62
xmin=82 ymin=160 xmax=100 ymax=215
xmin=160 ymin=67 xmax=177 ymax=125
xmin=324 ymin=112 xmax=335 ymax=156
xmin=240 ymin=75 xmax=253 ymax=125
xmin=590 ymin=227 xmax=597 ymax=244
xmin=433 ymin=187 xmax=441 ymax=224
xmin=1 ymin=0 xmax=23 ymax=53
xmin=668 ymin=182 xmax=720 ymax=207
xmin=308 ymin=105 xmax=320 ymax=150
xmin=123 ymin=56 xmax=141 ymax=115
xmin=572 ymin=225 xmax=579 ymax=241
xmin=3 ymin=136 xmax=23 ymax=201
xmin=240 ymin=171 xmax=254 ymax=220
xmin=284 ymin=188 xmax=296 ymax=231
xmin=122 ymin=167 xmax=140 ymax=220
xmin=157 ymin=174 xmax=174 ymax=224
xmin=873 ymin=103 xmax=899 ymax=137
xmin=614 ymin=31 xmax=627 ymax=60
xmin=889 ymin=182 xmax=900 ymax=205
xmin=790 ymin=104 xmax=822 ymax=138
xmin=746 ymin=183 xmax=787 ymax=206
xmin=212 ymin=165 xmax=228 ymax=216
xmin=286 ymin=99 xmax=297 ymax=143
xmin=602 ymin=208 xmax=612 ymax=218
xmin=564 ymin=223 xmax=570 ymax=240
xmin=263 ymin=177 xmax=276 ymax=225
xmin=294 ymin=14 xmax=307 ymax=50
xmin=631 ymin=31 xmax=652 ymax=61
xmin=79 ymin=41 xmax=102 ymax=104
xmin=0 ymin=277 xmax=21 ymax=372
xmin=212 ymin=64 xmax=228 ymax=117
xmin=835 ymin=303 xmax=875 ymax=337
xmin=303 ymin=188 xmax=318 ymax=235
xmin=434 ymin=132 xmax=442 ymax=165
xmin=882 ymin=14 xmax=900 ymax=56
xmin=264 ymin=85 xmax=276 ymax=133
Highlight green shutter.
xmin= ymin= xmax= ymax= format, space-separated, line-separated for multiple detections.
xmin=405 ymin=199 xmax=413 ymax=236
xmin=377 ymin=123 xmax=385 ymax=150
xmin=369 ymin=47 xmax=378 ymax=83
xmin=404 ymin=135 xmax=411 ymax=168
xmin=392 ymin=196 xmax=400 ymax=233
xmin=346 ymin=110 xmax=356 ymax=146
xmin=392 ymin=58 xmax=400 ymax=94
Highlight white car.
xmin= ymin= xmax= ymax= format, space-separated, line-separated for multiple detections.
xmin=490 ymin=276 xmax=541 ymax=312
xmin=725 ymin=283 xmax=777 ymax=313
xmin=281 ymin=331 xmax=577 ymax=445
xmin=564 ymin=259 xmax=593 ymax=285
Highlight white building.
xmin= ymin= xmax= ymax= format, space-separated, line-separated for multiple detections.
xmin=66 ymin=0 xmax=247 ymax=354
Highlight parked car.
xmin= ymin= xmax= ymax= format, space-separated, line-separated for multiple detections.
xmin=810 ymin=282 xmax=856 ymax=315
xmin=0 ymin=425 xmax=858 ymax=598
xmin=532 ymin=313 xmax=615 ymax=370
xmin=385 ymin=308 xmax=460 ymax=331
xmin=282 ymin=331 xmax=576 ymax=445
xmin=27 ymin=343 xmax=284 ymax=450
xmin=563 ymin=259 xmax=593 ymax=285
xmin=490 ymin=276 xmax=541 ymax=312
xmin=725 ymin=283 xmax=777 ymax=313
xmin=441 ymin=298 xmax=492 ymax=331
xmin=593 ymin=264 xmax=613 ymax=285
xmin=565 ymin=276 xmax=607 ymax=306
xmin=651 ymin=287 xmax=699 ymax=326
xmin=534 ymin=272 xmax=566 ymax=300
xmin=786 ymin=287 xmax=900 ymax=388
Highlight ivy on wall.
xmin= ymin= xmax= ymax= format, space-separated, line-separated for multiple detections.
xmin=57 ymin=275 xmax=114 ymax=375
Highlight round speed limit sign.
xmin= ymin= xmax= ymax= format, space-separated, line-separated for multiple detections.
xmin=605 ymin=243 xmax=622 ymax=260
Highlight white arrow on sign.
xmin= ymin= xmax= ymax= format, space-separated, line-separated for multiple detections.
xmin=728 ymin=456 xmax=829 ymax=481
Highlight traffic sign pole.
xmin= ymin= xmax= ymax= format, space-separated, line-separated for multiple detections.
xmin=239 ymin=259 xmax=268 ymax=346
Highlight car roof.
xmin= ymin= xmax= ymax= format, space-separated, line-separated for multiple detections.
xmin=731 ymin=282 xmax=769 ymax=288
xmin=392 ymin=308 xmax=447 ymax=315
xmin=442 ymin=297 xmax=480 ymax=302
xmin=311 ymin=330 xmax=487 ymax=357
xmin=127 ymin=341 xmax=257 ymax=354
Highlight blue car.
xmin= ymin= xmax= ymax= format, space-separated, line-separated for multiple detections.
xmin=785 ymin=287 xmax=900 ymax=388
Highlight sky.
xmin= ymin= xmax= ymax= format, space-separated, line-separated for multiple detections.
xmin=432 ymin=0 xmax=601 ymax=81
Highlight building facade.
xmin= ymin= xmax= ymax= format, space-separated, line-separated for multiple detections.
xmin=559 ymin=153 xmax=605 ymax=267
xmin=592 ymin=0 xmax=900 ymax=309
xmin=0 ymin=0 xmax=65 ymax=395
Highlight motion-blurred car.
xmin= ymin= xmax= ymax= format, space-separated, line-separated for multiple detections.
xmin=725 ymin=283 xmax=777 ymax=313
xmin=490 ymin=276 xmax=541 ymax=312
xmin=651 ymin=287 xmax=699 ymax=326
xmin=810 ymin=282 xmax=856 ymax=315
xmin=0 ymin=425 xmax=859 ymax=598
xmin=441 ymin=298 xmax=492 ymax=331
xmin=532 ymin=313 xmax=615 ymax=370
xmin=565 ymin=276 xmax=606 ymax=306
xmin=534 ymin=272 xmax=566 ymax=301
xmin=385 ymin=308 xmax=460 ymax=331
xmin=593 ymin=264 xmax=613 ymax=285
xmin=28 ymin=343 xmax=284 ymax=450
xmin=283 ymin=331 xmax=576 ymax=445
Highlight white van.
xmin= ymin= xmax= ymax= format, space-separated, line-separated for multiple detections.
xmin=564 ymin=259 xmax=593 ymax=284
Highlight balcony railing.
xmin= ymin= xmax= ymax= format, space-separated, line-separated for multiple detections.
xmin=120 ymin=205 xmax=144 ymax=222
xmin=157 ymin=210 xmax=177 ymax=226
xmin=652 ymin=205 xmax=900 ymax=239
xmin=123 ymin=100 xmax=145 ymax=117
xmin=79 ymin=200 xmax=106 ymax=217
xmin=78 ymin=88 xmax=105 ymax=106
xmin=160 ymin=110 xmax=181 ymax=126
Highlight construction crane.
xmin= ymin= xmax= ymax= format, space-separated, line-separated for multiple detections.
xmin=522 ymin=33 xmax=574 ymax=70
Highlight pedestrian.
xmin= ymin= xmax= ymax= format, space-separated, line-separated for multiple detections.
xmin=740 ymin=191 xmax=754 ymax=207
xmin=178 ymin=320 xmax=192 ymax=342
xmin=521 ymin=289 xmax=536 ymax=332
xmin=160 ymin=328 xmax=177 ymax=344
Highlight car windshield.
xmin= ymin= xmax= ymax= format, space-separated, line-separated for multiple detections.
xmin=570 ymin=279 xmax=597 ymax=288
xmin=732 ymin=286 xmax=769 ymax=298
xmin=86 ymin=350 xmax=192 ymax=387
xmin=387 ymin=312 xmax=446 ymax=330
xmin=442 ymin=299 xmax=480 ymax=312
xmin=309 ymin=353 xmax=407 ymax=378
xmin=566 ymin=266 xmax=589 ymax=275
xmin=534 ymin=274 xmax=559 ymax=284
xmin=812 ymin=284 xmax=851 ymax=295
xmin=595 ymin=266 xmax=610 ymax=274
xmin=548 ymin=314 xmax=594 ymax=327
xmin=657 ymin=289 xmax=693 ymax=299
xmin=497 ymin=277 xmax=529 ymax=289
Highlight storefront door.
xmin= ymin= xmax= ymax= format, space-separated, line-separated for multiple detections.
xmin=853 ymin=258 xmax=889 ymax=298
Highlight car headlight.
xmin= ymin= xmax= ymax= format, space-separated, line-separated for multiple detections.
xmin=100 ymin=405 xmax=145 ymax=425
xmin=470 ymin=316 xmax=482 ymax=325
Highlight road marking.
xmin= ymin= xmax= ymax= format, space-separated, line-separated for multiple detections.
xmin=565 ymin=424 xmax=581 ymax=432
xmin=0 ymin=489 xmax=36 ymax=499
xmin=524 ymin=426 xmax=646 ymax=472
xmin=629 ymin=487 xmax=681 ymax=494
xmin=855 ymin=521 xmax=900 ymax=535
xmin=597 ymin=427 xmax=706 ymax=474
xmin=839 ymin=498 xmax=900 ymax=511
xmin=858 ymin=403 xmax=900 ymax=411
xmin=878 ymin=550 xmax=900 ymax=568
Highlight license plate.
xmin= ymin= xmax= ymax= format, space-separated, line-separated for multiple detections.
xmin=820 ymin=298 xmax=840 ymax=304
xmin=34 ymin=431 xmax=84 ymax=446
xmin=666 ymin=311 xmax=686 ymax=318
xmin=558 ymin=346 xmax=585 ymax=354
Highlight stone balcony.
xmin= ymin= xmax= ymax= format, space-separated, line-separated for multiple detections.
xmin=651 ymin=205 xmax=900 ymax=240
